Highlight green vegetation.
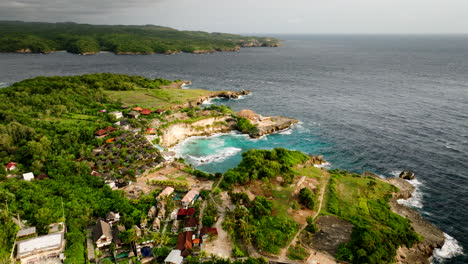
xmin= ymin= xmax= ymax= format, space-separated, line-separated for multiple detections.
xmin=0 ymin=74 xmax=184 ymax=262
xmin=236 ymin=117 xmax=259 ymax=135
xmin=0 ymin=21 xmax=279 ymax=54
xmin=105 ymin=88 xmax=214 ymax=110
xmin=202 ymin=200 xmax=219 ymax=227
xmin=221 ymin=148 xmax=309 ymax=188
xmin=324 ymin=170 xmax=420 ymax=264
xmin=223 ymin=194 xmax=299 ymax=254
xmin=287 ymin=245 xmax=309 ymax=260
xmin=298 ymin=187 xmax=315 ymax=209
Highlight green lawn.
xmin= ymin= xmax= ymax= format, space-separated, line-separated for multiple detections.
xmin=105 ymin=88 xmax=219 ymax=110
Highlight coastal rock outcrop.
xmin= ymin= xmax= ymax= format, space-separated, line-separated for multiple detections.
xmin=237 ymin=109 xmax=299 ymax=138
xmin=399 ymin=170 xmax=416 ymax=180
xmin=386 ymin=178 xmax=445 ymax=264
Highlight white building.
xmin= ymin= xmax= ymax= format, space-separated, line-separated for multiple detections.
xmin=109 ymin=111 xmax=123 ymax=119
xmin=22 ymin=172 xmax=34 ymax=181
xmin=16 ymin=223 xmax=66 ymax=264
xmin=164 ymin=250 xmax=183 ymax=264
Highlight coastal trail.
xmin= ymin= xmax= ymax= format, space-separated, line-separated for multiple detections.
xmin=277 ymin=170 xmax=331 ymax=262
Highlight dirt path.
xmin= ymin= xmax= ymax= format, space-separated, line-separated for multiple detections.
xmin=277 ymin=173 xmax=331 ymax=261
xmin=202 ymin=192 xmax=233 ymax=258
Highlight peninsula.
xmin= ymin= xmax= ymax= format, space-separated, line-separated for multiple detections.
xmin=0 ymin=21 xmax=280 ymax=55
xmin=0 ymin=74 xmax=444 ymax=264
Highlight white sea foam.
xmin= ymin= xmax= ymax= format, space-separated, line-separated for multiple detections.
xmin=314 ymin=162 xmax=331 ymax=169
xmin=397 ymin=177 xmax=424 ymax=209
xmin=185 ymin=147 xmax=242 ymax=166
xmin=431 ymin=233 xmax=464 ymax=263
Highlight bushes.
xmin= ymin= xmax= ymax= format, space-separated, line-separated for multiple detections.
xmin=236 ymin=117 xmax=259 ymax=135
xmin=220 ymin=148 xmax=309 ymax=188
xmin=298 ymin=187 xmax=315 ymax=209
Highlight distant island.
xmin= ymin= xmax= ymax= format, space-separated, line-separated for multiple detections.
xmin=0 ymin=74 xmax=444 ymax=264
xmin=0 ymin=21 xmax=280 ymax=55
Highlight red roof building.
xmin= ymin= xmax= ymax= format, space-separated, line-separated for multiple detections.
xmin=6 ymin=162 xmax=17 ymax=171
xmin=200 ymin=227 xmax=218 ymax=241
xmin=140 ymin=109 xmax=151 ymax=115
xmin=186 ymin=208 xmax=196 ymax=216
xmin=133 ymin=107 xmax=143 ymax=111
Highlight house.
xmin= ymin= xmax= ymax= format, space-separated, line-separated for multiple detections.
xmin=22 ymin=172 xmax=34 ymax=181
xmin=192 ymin=238 xmax=200 ymax=247
xmin=177 ymin=208 xmax=196 ymax=220
xmin=200 ymin=227 xmax=218 ymax=241
xmin=6 ymin=162 xmax=17 ymax=171
xmin=183 ymin=217 xmax=197 ymax=232
xmin=16 ymin=227 xmax=36 ymax=239
xmin=145 ymin=127 xmax=157 ymax=134
xmin=155 ymin=109 xmax=165 ymax=114
xmin=171 ymin=220 xmax=180 ymax=233
xmin=152 ymin=217 xmax=161 ymax=232
xmin=106 ymin=212 xmax=120 ymax=225
xmin=16 ymin=233 xmax=65 ymax=263
xmin=94 ymin=126 xmax=117 ymax=139
xmin=93 ymin=220 xmax=113 ymax=248
xmin=110 ymin=111 xmax=123 ymax=119
xmin=157 ymin=187 xmax=175 ymax=201
xmin=181 ymin=190 xmax=199 ymax=207
xmin=106 ymin=138 xmax=115 ymax=143
xmin=114 ymin=119 xmax=131 ymax=130
xmin=133 ymin=225 xmax=142 ymax=238
xmin=157 ymin=206 xmax=166 ymax=219
xmin=133 ymin=107 xmax=143 ymax=112
xmin=16 ymin=223 xmax=66 ymax=264
xmin=164 ymin=250 xmax=183 ymax=264
xmin=112 ymin=225 xmax=126 ymax=248
xmin=147 ymin=206 xmax=157 ymax=218
xmin=127 ymin=111 xmax=140 ymax=119
xmin=140 ymin=109 xmax=152 ymax=115
xmin=37 ymin=173 xmax=49 ymax=180
xmin=181 ymin=231 xmax=194 ymax=257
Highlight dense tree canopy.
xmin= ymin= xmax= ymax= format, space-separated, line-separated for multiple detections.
xmin=0 ymin=74 xmax=174 ymax=262
xmin=0 ymin=21 xmax=279 ymax=54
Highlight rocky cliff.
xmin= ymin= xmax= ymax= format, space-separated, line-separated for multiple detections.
xmin=386 ymin=178 xmax=445 ymax=264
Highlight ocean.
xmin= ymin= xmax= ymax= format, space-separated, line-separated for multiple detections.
xmin=0 ymin=35 xmax=467 ymax=263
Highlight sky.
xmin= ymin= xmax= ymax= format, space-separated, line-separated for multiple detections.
xmin=1 ymin=0 xmax=468 ymax=34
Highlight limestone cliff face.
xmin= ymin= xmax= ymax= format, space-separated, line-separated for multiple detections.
xmin=159 ymin=116 xmax=237 ymax=148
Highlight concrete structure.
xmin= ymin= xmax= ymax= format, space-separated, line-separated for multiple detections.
xmin=16 ymin=227 xmax=36 ymax=238
xmin=109 ymin=111 xmax=123 ymax=119
xmin=164 ymin=250 xmax=183 ymax=264
xmin=22 ymin=172 xmax=34 ymax=181
xmin=16 ymin=224 xmax=66 ymax=264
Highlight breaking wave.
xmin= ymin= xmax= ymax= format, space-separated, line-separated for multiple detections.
xmin=185 ymin=147 xmax=242 ymax=166
xmin=431 ymin=233 xmax=464 ymax=263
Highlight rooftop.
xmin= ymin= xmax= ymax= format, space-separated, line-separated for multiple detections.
xmin=17 ymin=233 xmax=63 ymax=257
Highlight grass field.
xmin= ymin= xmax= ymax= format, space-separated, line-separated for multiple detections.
xmin=105 ymin=88 xmax=219 ymax=110
xmin=295 ymin=166 xmax=323 ymax=179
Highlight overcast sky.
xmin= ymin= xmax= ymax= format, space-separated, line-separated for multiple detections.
xmin=1 ymin=0 xmax=468 ymax=34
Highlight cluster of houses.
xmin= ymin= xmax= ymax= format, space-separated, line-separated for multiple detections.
xmin=90 ymin=132 xmax=163 ymax=187
xmin=164 ymin=189 xmax=218 ymax=264
xmin=4 ymin=162 xmax=50 ymax=182
xmin=15 ymin=222 xmax=66 ymax=264
xmin=88 ymin=187 xmax=218 ymax=264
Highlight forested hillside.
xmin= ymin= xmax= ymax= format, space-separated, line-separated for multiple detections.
xmin=0 ymin=21 xmax=280 ymax=54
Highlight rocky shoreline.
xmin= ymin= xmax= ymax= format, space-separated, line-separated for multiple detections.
xmin=385 ymin=177 xmax=445 ymax=264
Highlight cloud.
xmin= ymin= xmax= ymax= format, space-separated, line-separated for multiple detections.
xmin=0 ymin=0 xmax=163 ymax=21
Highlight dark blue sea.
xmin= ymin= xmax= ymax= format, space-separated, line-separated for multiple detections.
xmin=0 ymin=35 xmax=467 ymax=263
